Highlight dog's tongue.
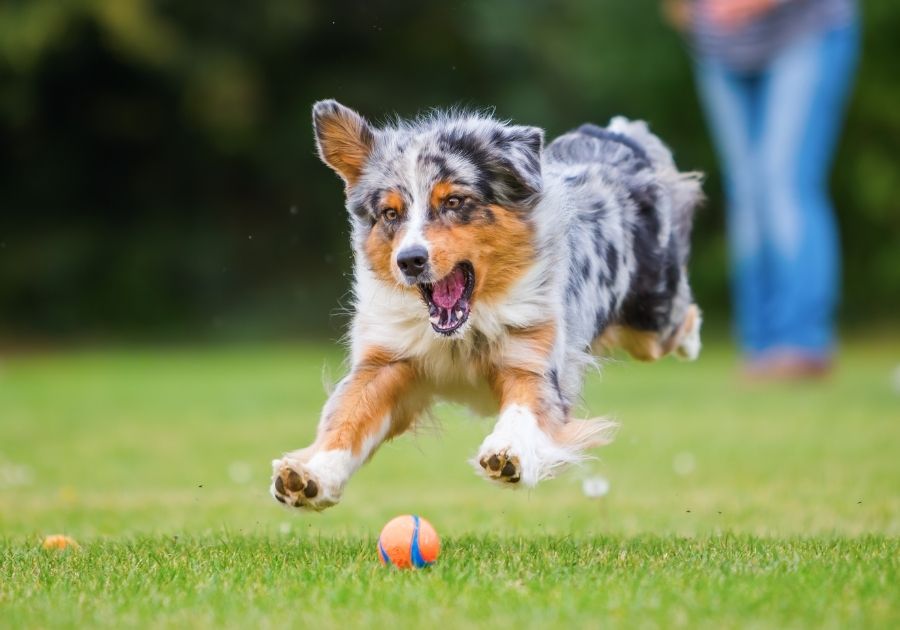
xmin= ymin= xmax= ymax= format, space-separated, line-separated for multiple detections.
xmin=432 ymin=267 xmax=466 ymax=309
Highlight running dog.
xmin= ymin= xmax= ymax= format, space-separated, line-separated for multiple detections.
xmin=271 ymin=100 xmax=703 ymax=510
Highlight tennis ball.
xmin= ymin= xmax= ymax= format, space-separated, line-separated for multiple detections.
xmin=377 ymin=514 xmax=440 ymax=569
xmin=41 ymin=534 xmax=80 ymax=551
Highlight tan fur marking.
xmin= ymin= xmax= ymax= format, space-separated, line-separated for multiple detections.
xmin=316 ymin=111 xmax=373 ymax=186
xmin=491 ymin=367 xmax=546 ymax=413
xmin=492 ymin=322 xmax=615 ymax=452
xmin=365 ymin=229 xmax=395 ymax=283
xmin=490 ymin=322 xmax=557 ymax=423
xmin=513 ymin=321 xmax=556 ymax=357
xmin=318 ymin=348 xmax=418 ymax=454
xmin=504 ymin=321 xmax=557 ymax=372
xmin=597 ymin=325 xmax=664 ymax=361
xmin=382 ymin=191 xmax=404 ymax=213
xmin=364 ymin=191 xmax=408 ymax=284
xmin=424 ymin=203 xmax=533 ymax=303
xmin=430 ymin=181 xmax=455 ymax=209
xmin=598 ymin=304 xmax=700 ymax=362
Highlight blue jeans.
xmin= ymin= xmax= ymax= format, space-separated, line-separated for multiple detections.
xmin=694 ymin=22 xmax=860 ymax=360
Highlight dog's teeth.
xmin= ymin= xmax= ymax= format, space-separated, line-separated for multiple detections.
xmin=455 ymin=308 xmax=463 ymax=319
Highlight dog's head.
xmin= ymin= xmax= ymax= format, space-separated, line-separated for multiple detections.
xmin=313 ymin=99 xmax=543 ymax=337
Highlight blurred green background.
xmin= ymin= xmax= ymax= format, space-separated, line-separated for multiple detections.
xmin=1 ymin=0 xmax=898 ymax=343
xmin=1 ymin=6 xmax=898 ymax=625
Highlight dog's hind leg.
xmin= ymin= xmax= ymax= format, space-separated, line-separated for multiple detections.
xmin=673 ymin=303 xmax=702 ymax=360
xmin=598 ymin=252 xmax=702 ymax=363
xmin=270 ymin=349 xmax=425 ymax=511
xmin=597 ymin=303 xmax=702 ymax=362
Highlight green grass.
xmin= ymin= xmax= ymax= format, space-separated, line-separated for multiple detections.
xmin=1 ymin=338 xmax=898 ymax=627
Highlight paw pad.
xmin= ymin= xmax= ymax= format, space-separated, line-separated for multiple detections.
xmin=272 ymin=464 xmax=320 ymax=509
xmin=479 ymin=452 xmax=521 ymax=483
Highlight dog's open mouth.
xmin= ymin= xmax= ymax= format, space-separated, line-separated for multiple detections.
xmin=418 ymin=262 xmax=475 ymax=335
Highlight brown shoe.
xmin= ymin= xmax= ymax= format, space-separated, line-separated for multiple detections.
xmin=741 ymin=351 xmax=833 ymax=383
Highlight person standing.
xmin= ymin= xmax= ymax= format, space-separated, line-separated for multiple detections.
xmin=665 ymin=0 xmax=860 ymax=379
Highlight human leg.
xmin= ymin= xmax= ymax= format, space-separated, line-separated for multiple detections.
xmin=694 ymin=62 xmax=769 ymax=355
xmin=756 ymin=22 xmax=861 ymax=359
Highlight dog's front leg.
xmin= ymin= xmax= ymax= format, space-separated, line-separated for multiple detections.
xmin=475 ymin=365 xmax=574 ymax=487
xmin=271 ymin=350 xmax=417 ymax=511
xmin=475 ymin=326 xmax=615 ymax=487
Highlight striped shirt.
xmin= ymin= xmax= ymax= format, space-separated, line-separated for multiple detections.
xmin=689 ymin=0 xmax=857 ymax=72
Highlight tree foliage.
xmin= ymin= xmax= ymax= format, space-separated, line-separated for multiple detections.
xmin=1 ymin=0 xmax=897 ymax=339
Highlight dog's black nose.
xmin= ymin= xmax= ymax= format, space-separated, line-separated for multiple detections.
xmin=396 ymin=246 xmax=429 ymax=279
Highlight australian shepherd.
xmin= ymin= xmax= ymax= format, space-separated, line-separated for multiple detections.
xmin=271 ymin=100 xmax=703 ymax=510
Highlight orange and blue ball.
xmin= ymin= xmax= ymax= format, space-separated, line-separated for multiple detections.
xmin=377 ymin=515 xmax=440 ymax=569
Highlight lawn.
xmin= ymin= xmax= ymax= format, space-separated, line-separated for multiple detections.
xmin=1 ymin=337 xmax=898 ymax=628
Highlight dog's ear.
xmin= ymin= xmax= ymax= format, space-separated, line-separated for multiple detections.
xmin=312 ymin=100 xmax=375 ymax=187
xmin=492 ymin=124 xmax=544 ymax=204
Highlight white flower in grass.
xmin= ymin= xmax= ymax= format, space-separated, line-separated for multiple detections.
xmin=228 ymin=461 xmax=253 ymax=484
xmin=582 ymin=476 xmax=610 ymax=498
xmin=673 ymin=451 xmax=696 ymax=476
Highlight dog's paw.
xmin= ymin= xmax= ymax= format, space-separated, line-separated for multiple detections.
xmin=270 ymin=455 xmax=343 ymax=511
xmin=675 ymin=304 xmax=702 ymax=361
xmin=473 ymin=405 xmax=587 ymax=487
xmin=478 ymin=451 xmax=521 ymax=484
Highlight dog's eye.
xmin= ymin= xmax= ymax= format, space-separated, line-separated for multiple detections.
xmin=443 ymin=195 xmax=464 ymax=211
xmin=381 ymin=208 xmax=399 ymax=221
